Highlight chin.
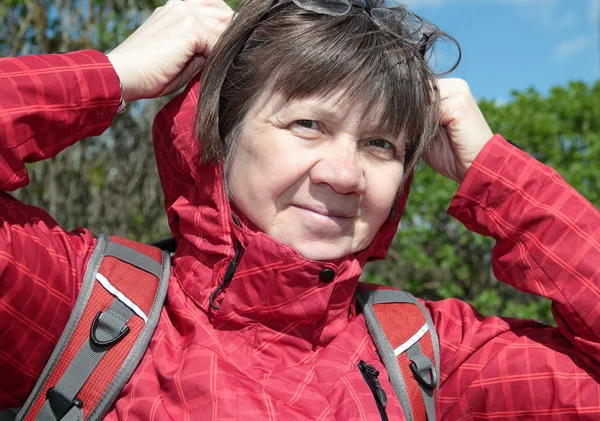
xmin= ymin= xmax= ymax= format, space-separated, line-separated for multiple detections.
xmin=288 ymin=240 xmax=354 ymax=262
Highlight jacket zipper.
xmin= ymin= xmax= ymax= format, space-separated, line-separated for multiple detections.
xmin=209 ymin=243 xmax=242 ymax=310
xmin=358 ymin=360 xmax=389 ymax=421
xmin=209 ymin=214 xmax=244 ymax=310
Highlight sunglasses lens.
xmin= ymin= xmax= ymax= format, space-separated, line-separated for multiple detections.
xmin=371 ymin=8 xmax=423 ymax=44
xmin=292 ymin=0 xmax=352 ymax=16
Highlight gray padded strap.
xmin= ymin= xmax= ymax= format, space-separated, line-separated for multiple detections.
xmin=15 ymin=236 xmax=111 ymax=421
xmin=34 ymin=299 xmax=133 ymax=421
xmin=358 ymin=293 xmax=414 ymax=421
xmin=359 ymin=289 xmax=440 ymax=382
xmin=53 ymin=299 xmax=133 ymax=401
xmin=104 ymin=242 xmax=162 ymax=278
xmin=15 ymin=235 xmax=170 ymax=421
xmin=88 ymin=249 xmax=170 ymax=421
xmin=357 ymin=289 xmax=441 ymax=421
xmin=407 ymin=343 xmax=436 ymax=421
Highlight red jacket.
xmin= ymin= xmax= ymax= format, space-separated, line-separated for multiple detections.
xmin=1 ymin=51 xmax=600 ymax=420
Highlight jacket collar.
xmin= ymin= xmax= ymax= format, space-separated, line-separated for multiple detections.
xmin=152 ymin=75 xmax=410 ymax=350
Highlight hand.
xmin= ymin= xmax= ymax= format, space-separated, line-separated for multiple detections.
xmin=424 ymin=78 xmax=494 ymax=183
xmin=107 ymin=0 xmax=233 ymax=103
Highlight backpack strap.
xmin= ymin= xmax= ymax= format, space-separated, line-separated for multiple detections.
xmin=151 ymin=237 xmax=177 ymax=254
xmin=357 ymin=286 xmax=440 ymax=421
xmin=13 ymin=234 xmax=170 ymax=421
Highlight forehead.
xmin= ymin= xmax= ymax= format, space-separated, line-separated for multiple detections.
xmin=253 ymin=85 xmax=399 ymax=136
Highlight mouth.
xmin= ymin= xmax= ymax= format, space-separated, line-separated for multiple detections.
xmin=293 ymin=204 xmax=355 ymax=219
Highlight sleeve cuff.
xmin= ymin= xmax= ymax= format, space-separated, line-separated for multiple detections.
xmin=59 ymin=50 xmax=122 ymax=136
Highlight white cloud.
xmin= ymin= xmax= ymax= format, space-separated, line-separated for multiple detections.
xmin=559 ymin=12 xmax=577 ymax=29
xmin=554 ymin=36 xmax=591 ymax=63
xmin=403 ymin=0 xmax=559 ymax=26
xmin=402 ymin=0 xmax=582 ymax=33
xmin=589 ymin=0 xmax=600 ymax=23
xmin=498 ymin=0 xmax=559 ymax=27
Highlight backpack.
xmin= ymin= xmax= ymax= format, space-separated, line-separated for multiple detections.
xmin=357 ymin=285 xmax=439 ymax=421
xmin=1 ymin=236 xmax=439 ymax=421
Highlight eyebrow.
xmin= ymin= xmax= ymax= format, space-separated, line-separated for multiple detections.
xmin=274 ymin=98 xmax=346 ymax=121
xmin=267 ymin=91 xmax=405 ymax=144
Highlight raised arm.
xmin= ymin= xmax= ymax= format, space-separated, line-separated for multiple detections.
xmin=426 ymin=79 xmax=600 ymax=419
xmin=0 ymin=51 xmax=120 ymax=191
xmin=0 ymin=50 xmax=115 ymax=407
xmin=1 ymin=0 xmax=232 ymax=192
xmin=0 ymin=0 xmax=232 ymax=409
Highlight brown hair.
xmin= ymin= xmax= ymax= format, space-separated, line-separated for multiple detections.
xmin=197 ymin=0 xmax=460 ymax=179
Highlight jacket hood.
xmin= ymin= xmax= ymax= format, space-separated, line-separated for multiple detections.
xmin=152 ymin=74 xmax=411 ymax=354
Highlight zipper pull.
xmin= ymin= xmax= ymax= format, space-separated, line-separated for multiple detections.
xmin=209 ymin=244 xmax=242 ymax=310
xmin=368 ymin=365 xmax=388 ymax=409
xmin=358 ymin=360 xmax=388 ymax=409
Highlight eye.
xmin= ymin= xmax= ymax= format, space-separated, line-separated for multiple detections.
xmin=292 ymin=120 xmax=320 ymax=130
xmin=365 ymin=138 xmax=404 ymax=161
xmin=366 ymin=139 xmax=395 ymax=150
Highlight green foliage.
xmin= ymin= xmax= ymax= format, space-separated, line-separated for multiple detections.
xmin=480 ymin=82 xmax=600 ymax=206
xmin=4 ymin=2 xmax=596 ymax=325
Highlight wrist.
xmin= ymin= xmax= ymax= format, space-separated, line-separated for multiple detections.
xmin=106 ymin=52 xmax=135 ymax=104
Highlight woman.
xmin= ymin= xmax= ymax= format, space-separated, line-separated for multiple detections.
xmin=1 ymin=0 xmax=599 ymax=420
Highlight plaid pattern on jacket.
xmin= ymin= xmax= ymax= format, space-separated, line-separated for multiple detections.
xmin=1 ymin=51 xmax=599 ymax=420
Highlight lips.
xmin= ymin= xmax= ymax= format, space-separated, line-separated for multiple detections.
xmin=293 ymin=204 xmax=355 ymax=219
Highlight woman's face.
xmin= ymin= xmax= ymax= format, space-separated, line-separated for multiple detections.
xmin=227 ymin=88 xmax=406 ymax=261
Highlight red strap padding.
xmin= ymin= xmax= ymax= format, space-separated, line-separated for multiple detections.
xmin=358 ymin=283 xmax=437 ymax=421
xmin=25 ymin=236 xmax=163 ymax=420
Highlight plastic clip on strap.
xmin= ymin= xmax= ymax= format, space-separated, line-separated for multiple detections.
xmin=44 ymin=389 xmax=82 ymax=421
xmin=408 ymin=354 xmax=437 ymax=391
xmin=89 ymin=310 xmax=130 ymax=348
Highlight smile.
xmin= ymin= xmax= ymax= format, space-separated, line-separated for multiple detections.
xmin=292 ymin=204 xmax=355 ymax=219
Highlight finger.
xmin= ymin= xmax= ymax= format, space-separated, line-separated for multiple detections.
xmin=185 ymin=0 xmax=233 ymax=12
xmin=159 ymin=2 xmax=233 ymax=25
xmin=193 ymin=24 xmax=228 ymax=56
xmin=190 ymin=6 xmax=234 ymax=22
xmin=186 ymin=15 xmax=230 ymax=55
xmin=160 ymin=54 xmax=207 ymax=96
xmin=179 ymin=54 xmax=207 ymax=83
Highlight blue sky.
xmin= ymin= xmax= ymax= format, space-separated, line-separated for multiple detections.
xmin=403 ymin=0 xmax=599 ymax=102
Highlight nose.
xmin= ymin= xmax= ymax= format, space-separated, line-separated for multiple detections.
xmin=309 ymin=141 xmax=366 ymax=195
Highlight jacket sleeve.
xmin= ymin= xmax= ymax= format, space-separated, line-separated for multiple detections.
xmin=431 ymin=135 xmax=600 ymax=420
xmin=0 ymin=51 xmax=120 ymax=408
xmin=0 ymin=50 xmax=120 ymax=191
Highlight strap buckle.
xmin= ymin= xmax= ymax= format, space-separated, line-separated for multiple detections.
xmin=90 ymin=311 xmax=130 ymax=348
xmin=46 ymin=387 xmax=82 ymax=420
xmin=409 ymin=354 xmax=438 ymax=391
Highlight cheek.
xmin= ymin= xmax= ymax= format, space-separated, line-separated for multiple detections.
xmin=227 ymin=132 xmax=310 ymax=217
xmin=364 ymin=165 xmax=404 ymax=221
